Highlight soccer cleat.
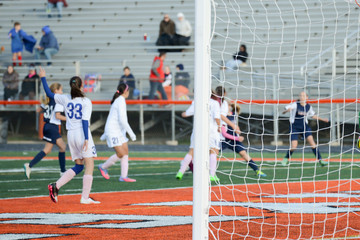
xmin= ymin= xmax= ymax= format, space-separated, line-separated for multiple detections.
xmin=281 ymin=158 xmax=289 ymax=166
xmin=318 ymin=160 xmax=328 ymax=167
xmin=80 ymin=197 xmax=101 ymax=204
xmin=23 ymin=163 xmax=31 ymax=179
xmin=188 ymin=161 xmax=194 ymax=172
xmin=98 ymin=164 xmax=110 ymax=179
xmin=48 ymin=182 xmax=58 ymax=203
xmin=357 ymin=136 xmax=360 ymax=149
xmin=210 ymin=175 xmax=220 ymax=182
xmin=256 ymin=170 xmax=267 ymax=177
xmin=176 ymin=171 xmax=183 ymax=180
xmin=119 ymin=177 xmax=136 ymax=182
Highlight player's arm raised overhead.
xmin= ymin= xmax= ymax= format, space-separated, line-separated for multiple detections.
xmin=39 ymin=67 xmax=55 ymax=99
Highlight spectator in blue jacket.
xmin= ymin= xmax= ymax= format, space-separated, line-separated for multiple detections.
xmin=119 ymin=66 xmax=136 ymax=99
xmin=34 ymin=26 xmax=59 ymax=66
xmin=8 ymin=22 xmax=36 ymax=67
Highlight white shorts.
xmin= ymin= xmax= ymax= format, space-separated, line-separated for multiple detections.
xmin=209 ymin=132 xmax=220 ymax=150
xmin=103 ymin=130 xmax=128 ymax=148
xmin=67 ymin=128 xmax=97 ymax=161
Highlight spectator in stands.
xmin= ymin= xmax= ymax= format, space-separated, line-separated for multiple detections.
xmin=47 ymin=0 xmax=68 ymax=18
xmin=8 ymin=22 xmax=36 ymax=66
xmin=163 ymin=66 xmax=172 ymax=100
xmin=225 ymin=44 xmax=248 ymax=70
xmin=119 ymin=66 xmax=136 ymax=99
xmin=148 ymin=52 xmax=168 ymax=100
xmin=174 ymin=64 xmax=190 ymax=88
xmin=174 ymin=12 xmax=192 ymax=46
xmin=156 ymin=14 xmax=176 ymax=49
xmin=34 ymin=26 xmax=59 ymax=66
xmin=19 ymin=65 xmax=40 ymax=100
xmin=2 ymin=65 xmax=19 ymax=101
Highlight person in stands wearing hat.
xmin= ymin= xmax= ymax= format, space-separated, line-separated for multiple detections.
xmin=174 ymin=12 xmax=192 ymax=46
xmin=19 ymin=65 xmax=40 ymax=100
xmin=34 ymin=26 xmax=59 ymax=66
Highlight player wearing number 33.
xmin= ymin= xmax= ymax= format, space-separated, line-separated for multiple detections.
xmin=98 ymin=83 xmax=137 ymax=182
xmin=39 ymin=67 xmax=100 ymax=205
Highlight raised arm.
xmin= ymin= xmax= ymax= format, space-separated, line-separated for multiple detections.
xmin=39 ymin=67 xmax=55 ymax=99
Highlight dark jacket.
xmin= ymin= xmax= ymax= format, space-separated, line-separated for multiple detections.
xmin=159 ymin=20 xmax=176 ymax=37
xmin=233 ymin=51 xmax=248 ymax=63
xmin=119 ymin=73 xmax=136 ymax=89
xmin=2 ymin=71 xmax=19 ymax=90
xmin=39 ymin=26 xmax=59 ymax=50
xmin=174 ymin=71 xmax=190 ymax=88
xmin=21 ymin=73 xmax=40 ymax=94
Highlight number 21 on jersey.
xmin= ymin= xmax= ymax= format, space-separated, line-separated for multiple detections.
xmin=67 ymin=103 xmax=82 ymax=119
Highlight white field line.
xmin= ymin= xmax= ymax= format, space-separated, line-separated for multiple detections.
xmin=8 ymin=188 xmax=39 ymax=192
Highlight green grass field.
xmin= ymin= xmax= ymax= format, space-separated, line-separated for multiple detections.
xmin=0 ymin=151 xmax=359 ymax=199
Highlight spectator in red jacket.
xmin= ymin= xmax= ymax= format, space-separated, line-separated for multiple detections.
xmin=148 ymin=52 xmax=168 ymax=100
xmin=47 ymin=0 xmax=68 ymax=18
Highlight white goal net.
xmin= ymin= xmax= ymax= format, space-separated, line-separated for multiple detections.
xmin=207 ymin=0 xmax=360 ymax=239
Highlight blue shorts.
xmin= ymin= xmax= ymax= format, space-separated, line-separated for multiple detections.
xmin=221 ymin=139 xmax=246 ymax=153
xmin=289 ymin=124 xmax=312 ymax=141
xmin=42 ymin=123 xmax=61 ymax=144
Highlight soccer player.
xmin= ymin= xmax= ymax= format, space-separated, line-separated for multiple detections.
xmin=23 ymin=83 xmax=66 ymax=179
xmin=281 ymin=91 xmax=329 ymax=166
xmin=39 ymin=67 xmax=100 ymax=204
xmin=221 ymin=102 xmax=266 ymax=177
xmin=175 ymin=92 xmax=221 ymax=182
xmin=98 ymin=83 xmax=137 ymax=182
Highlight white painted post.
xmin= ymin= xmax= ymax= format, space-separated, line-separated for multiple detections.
xmin=330 ymin=48 xmax=338 ymax=145
xmin=75 ymin=61 xmax=80 ymax=76
xmin=139 ymin=79 xmax=144 ymax=145
xmin=271 ymin=75 xmax=282 ymax=146
xmin=193 ymin=0 xmax=211 ymax=239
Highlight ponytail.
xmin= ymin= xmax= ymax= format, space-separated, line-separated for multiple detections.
xmin=69 ymin=76 xmax=84 ymax=99
xmin=111 ymin=83 xmax=128 ymax=104
xmin=215 ymin=86 xmax=226 ymax=103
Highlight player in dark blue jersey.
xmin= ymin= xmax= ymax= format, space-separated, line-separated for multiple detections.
xmin=23 ymin=83 xmax=67 ymax=179
xmin=221 ymin=102 xmax=266 ymax=177
xmin=281 ymin=92 xmax=329 ymax=166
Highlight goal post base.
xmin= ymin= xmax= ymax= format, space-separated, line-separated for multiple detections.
xmin=165 ymin=140 xmax=178 ymax=146
xmin=271 ymin=140 xmax=283 ymax=146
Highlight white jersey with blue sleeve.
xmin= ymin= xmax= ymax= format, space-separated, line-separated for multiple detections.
xmin=54 ymin=94 xmax=92 ymax=130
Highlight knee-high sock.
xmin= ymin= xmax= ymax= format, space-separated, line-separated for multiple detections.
xmin=179 ymin=154 xmax=192 ymax=173
xmin=285 ymin=150 xmax=294 ymax=159
xmin=29 ymin=151 xmax=46 ymax=168
xmin=312 ymin=147 xmax=322 ymax=160
xmin=121 ymin=155 xmax=129 ymax=178
xmin=209 ymin=153 xmax=217 ymax=176
xmin=81 ymin=174 xmax=93 ymax=199
xmin=17 ymin=55 xmax=22 ymax=66
xmin=248 ymin=159 xmax=259 ymax=172
xmin=58 ymin=152 xmax=66 ymax=172
xmin=56 ymin=169 xmax=76 ymax=189
xmin=102 ymin=154 xmax=119 ymax=169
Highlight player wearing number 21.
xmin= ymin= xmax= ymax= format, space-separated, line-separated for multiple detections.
xmin=39 ymin=67 xmax=100 ymax=204
xmin=98 ymin=83 xmax=137 ymax=182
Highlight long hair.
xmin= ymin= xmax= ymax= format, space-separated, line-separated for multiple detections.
xmin=215 ymin=86 xmax=226 ymax=103
xmin=230 ymin=102 xmax=240 ymax=116
xmin=210 ymin=90 xmax=219 ymax=102
xmin=69 ymin=76 xmax=84 ymax=99
xmin=45 ymin=83 xmax=62 ymax=104
xmin=111 ymin=83 xmax=128 ymax=104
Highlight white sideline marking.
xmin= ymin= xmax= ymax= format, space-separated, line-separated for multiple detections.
xmin=8 ymin=188 xmax=39 ymax=192
xmin=64 ymin=189 xmax=83 ymax=192
xmin=0 ymin=234 xmax=64 ymax=240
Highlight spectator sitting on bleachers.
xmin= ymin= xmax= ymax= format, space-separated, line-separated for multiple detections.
xmin=47 ymin=0 xmax=68 ymax=18
xmin=119 ymin=66 xmax=136 ymax=99
xmin=163 ymin=66 xmax=173 ymax=100
xmin=156 ymin=14 xmax=176 ymax=48
xmin=19 ymin=65 xmax=40 ymax=100
xmin=225 ymin=44 xmax=248 ymax=70
xmin=34 ymin=26 xmax=59 ymax=66
xmin=174 ymin=64 xmax=190 ymax=88
xmin=149 ymin=52 xmax=167 ymax=100
xmin=174 ymin=12 xmax=192 ymax=46
xmin=2 ymin=65 xmax=19 ymax=101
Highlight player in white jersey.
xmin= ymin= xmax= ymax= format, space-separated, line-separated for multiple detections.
xmin=175 ymin=92 xmax=221 ymax=182
xmin=98 ymin=83 xmax=137 ymax=182
xmin=23 ymin=83 xmax=66 ymax=179
xmin=39 ymin=67 xmax=99 ymax=204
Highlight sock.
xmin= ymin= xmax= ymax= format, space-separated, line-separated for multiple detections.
xmin=312 ymin=147 xmax=322 ymax=160
xmin=29 ymin=151 xmax=46 ymax=168
xmin=56 ymin=169 xmax=76 ymax=189
xmin=179 ymin=154 xmax=192 ymax=173
xmin=17 ymin=55 xmax=22 ymax=66
xmin=81 ymin=174 xmax=93 ymax=199
xmin=102 ymin=154 xmax=119 ymax=169
xmin=58 ymin=152 xmax=66 ymax=172
xmin=121 ymin=155 xmax=129 ymax=178
xmin=209 ymin=153 xmax=217 ymax=176
xmin=285 ymin=150 xmax=294 ymax=159
xmin=248 ymin=159 xmax=259 ymax=172
xmin=12 ymin=61 xmax=16 ymax=66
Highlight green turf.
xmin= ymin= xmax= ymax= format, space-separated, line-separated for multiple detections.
xmin=0 ymin=152 xmax=359 ymax=199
